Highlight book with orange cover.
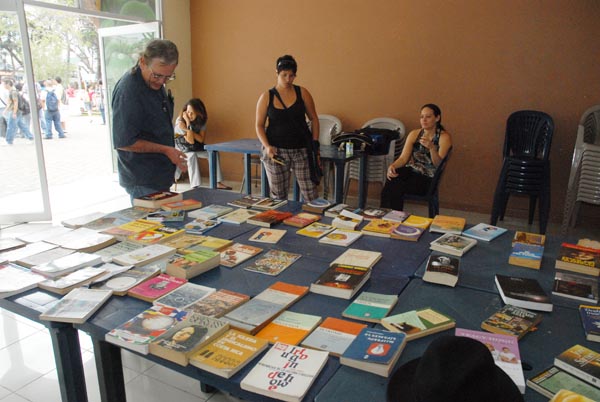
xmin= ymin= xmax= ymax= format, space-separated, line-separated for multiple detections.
xmin=429 ymin=215 xmax=466 ymax=234
xmin=255 ymin=311 xmax=322 ymax=345
xmin=161 ymin=199 xmax=202 ymax=211
xmin=301 ymin=317 xmax=367 ymax=356
xmin=283 ymin=212 xmax=321 ymax=228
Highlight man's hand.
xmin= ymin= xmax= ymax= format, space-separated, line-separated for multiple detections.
xmin=167 ymin=147 xmax=188 ymax=172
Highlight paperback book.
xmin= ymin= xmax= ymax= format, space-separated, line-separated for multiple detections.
xmin=381 ymin=307 xmax=456 ymax=341
xmin=301 ymin=317 xmax=367 ymax=356
xmin=83 ymin=206 xmax=155 ymax=231
xmin=182 ymin=236 xmax=233 ymax=253
xmin=282 ymin=212 xmax=320 ymax=228
xmin=183 ymin=219 xmax=221 ymax=235
xmin=105 ymin=305 xmax=188 ymax=354
xmin=127 ymin=226 xmax=185 ymax=246
xmin=252 ymin=197 xmax=288 ymax=210
xmin=429 ymin=233 xmax=477 ymax=257
xmin=341 ymin=291 xmax=398 ymax=323
xmin=340 ymin=328 xmax=407 ymax=377
xmin=402 ymin=215 xmax=433 ymax=229
xmin=302 ymin=197 xmax=333 ymax=214
xmin=61 ymin=211 xmax=106 ymax=229
xmin=227 ymin=194 xmax=266 ymax=209
xmin=495 ymin=274 xmax=553 ymax=312
xmin=513 ymin=231 xmax=546 ymax=247
xmin=32 ymin=252 xmax=102 ymax=278
xmin=480 ymin=304 xmax=543 ymax=339
xmin=509 ymin=242 xmax=544 ymax=270
xmin=552 ymin=271 xmax=599 ymax=303
xmin=188 ymin=204 xmax=233 ymax=220
xmin=360 ymin=219 xmax=401 ymax=238
xmin=243 ymin=249 xmax=302 ymax=276
xmin=165 ymin=250 xmax=220 ymax=279
xmin=527 ymin=365 xmax=600 ymax=400
xmin=550 ymin=389 xmax=595 ymax=402
xmin=112 ymin=244 xmax=176 ymax=267
xmin=310 ymin=264 xmax=371 ymax=299
xmin=217 ymin=208 xmax=260 ymax=225
xmin=248 ymin=228 xmax=287 ymax=244
xmin=296 ymin=222 xmax=335 ymax=239
xmin=0 ymin=241 xmax=57 ymax=263
xmin=153 ymin=282 xmax=216 ymax=310
xmin=455 ymin=328 xmax=525 ymax=394
xmin=16 ymin=247 xmax=74 ymax=268
xmin=331 ymin=248 xmax=382 ymax=269
xmin=185 ymin=288 xmax=250 ymax=318
xmin=0 ymin=238 xmax=25 ymax=253
xmin=422 ymin=252 xmax=460 ymax=287
xmin=38 ymin=266 xmax=107 ymax=295
xmin=331 ymin=209 xmax=364 ymax=230
xmin=555 ymin=243 xmax=600 ymax=277
xmin=144 ymin=210 xmax=186 ymax=223
xmin=161 ymin=199 xmax=202 ymax=211
xmin=318 ymin=229 xmax=363 ymax=247
xmin=246 ymin=210 xmax=293 ymax=228
xmin=381 ymin=209 xmax=410 ymax=223
xmin=554 ymin=344 xmax=600 ymax=388
xmin=189 ymin=329 xmax=269 ymax=378
xmin=133 ymin=191 xmax=182 ymax=208
xmin=16 ymin=225 xmax=72 ymax=244
xmin=45 ymin=227 xmax=117 ymax=253
xmin=149 ymin=312 xmax=229 ymax=366
xmin=429 ymin=214 xmax=466 ymax=234
xmin=390 ymin=224 xmax=425 ymax=242
xmin=323 ymin=203 xmax=353 ymax=218
xmin=94 ymin=241 xmax=143 ymax=263
xmin=39 ymin=287 xmax=113 ymax=324
xmin=579 ymin=305 xmax=600 ymax=343
xmin=100 ymin=219 xmax=162 ymax=241
xmin=255 ymin=310 xmax=322 ymax=345
xmin=355 ymin=207 xmax=391 ymax=221
xmin=220 ymin=243 xmax=263 ymax=268
xmin=0 ymin=263 xmax=45 ymax=299
xmin=462 ymin=223 xmax=508 ymax=242
xmin=240 ymin=342 xmax=329 ymax=402
xmin=127 ymin=273 xmax=187 ymax=302
xmin=92 ymin=263 xmax=161 ymax=296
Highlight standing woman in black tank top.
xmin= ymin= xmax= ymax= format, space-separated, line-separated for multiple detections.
xmin=255 ymin=55 xmax=320 ymax=201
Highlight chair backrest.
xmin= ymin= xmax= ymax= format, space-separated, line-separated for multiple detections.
xmin=361 ymin=117 xmax=406 ymax=159
xmin=579 ymin=105 xmax=600 ymax=145
xmin=427 ymin=147 xmax=453 ymax=197
xmin=503 ymin=110 xmax=554 ymax=160
xmin=316 ymin=114 xmax=342 ymax=146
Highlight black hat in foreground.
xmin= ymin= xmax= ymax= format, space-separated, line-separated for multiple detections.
xmin=386 ymin=335 xmax=524 ymax=402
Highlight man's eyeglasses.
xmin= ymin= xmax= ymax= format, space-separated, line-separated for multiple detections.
xmin=148 ymin=66 xmax=176 ymax=82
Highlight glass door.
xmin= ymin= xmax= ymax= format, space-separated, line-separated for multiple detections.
xmin=0 ymin=0 xmax=51 ymax=223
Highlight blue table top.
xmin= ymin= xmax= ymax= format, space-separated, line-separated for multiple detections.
xmin=205 ymin=139 xmax=262 ymax=154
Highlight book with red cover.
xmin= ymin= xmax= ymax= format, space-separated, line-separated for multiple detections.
xmin=127 ymin=273 xmax=187 ymax=302
xmin=246 ymin=210 xmax=293 ymax=228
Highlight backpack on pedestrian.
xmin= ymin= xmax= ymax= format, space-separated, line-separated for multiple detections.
xmin=17 ymin=93 xmax=31 ymax=115
xmin=46 ymin=90 xmax=59 ymax=112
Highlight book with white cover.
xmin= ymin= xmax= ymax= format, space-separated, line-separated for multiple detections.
xmin=44 ymin=227 xmax=117 ymax=253
xmin=0 ymin=263 xmax=45 ymax=298
xmin=112 ymin=244 xmax=176 ymax=267
xmin=318 ymin=229 xmax=363 ymax=247
xmin=61 ymin=211 xmax=107 ymax=229
xmin=16 ymin=247 xmax=74 ymax=268
xmin=331 ymin=248 xmax=382 ymax=269
xmin=217 ymin=208 xmax=260 ymax=225
xmin=0 ymin=241 xmax=58 ymax=263
xmin=462 ymin=223 xmax=507 ymax=242
xmin=38 ymin=266 xmax=107 ymax=295
xmin=153 ymin=283 xmax=216 ymax=310
xmin=332 ymin=209 xmax=364 ymax=230
xmin=32 ymin=252 xmax=102 ymax=278
xmin=16 ymin=225 xmax=73 ymax=243
xmin=39 ymin=288 xmax=113 ymax=324
xmin=94 ymin=241 xmax=144 ymax=263
xmin=188 ymin=204 xmax=233 ymax=220
xmin=241 ymin=342 xmax=329 ymax=402
xmin=430 ymin=233 xmax=477 ymax=257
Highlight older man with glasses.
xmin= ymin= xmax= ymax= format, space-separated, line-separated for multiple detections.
xmin=112 ymin=39 xmax=188 ymax=202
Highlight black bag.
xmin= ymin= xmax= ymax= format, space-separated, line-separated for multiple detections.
xmin=175 ymin=135 xmax=205 ymax=152
xmin=354 ymin=127 xmax=400 ymax=155
xmin=17 ymin=94 xmax=30 ymax=115
xmin=331 ymin=131 xmax=374 ymax=151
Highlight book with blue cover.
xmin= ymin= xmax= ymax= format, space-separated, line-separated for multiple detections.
xmin=340 ymin=327 xmax=407 ymax=377
xmin=579 ymin=305 xmax=600 ymax=343
xmin=462 ymin=223 xmax=507 ymax=242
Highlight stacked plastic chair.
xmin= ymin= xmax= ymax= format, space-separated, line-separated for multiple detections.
xmin=561 ymin=105 xmax=600 ymax=234
xmin=316 ymin=114 xmax=343 ymax=199
xmin=490 ymin=110 xmax=554 ymax=234
xmin=343 ymin=117 xmax=406 ymax=202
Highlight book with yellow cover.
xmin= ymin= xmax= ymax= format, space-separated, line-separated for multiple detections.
xmin=255 ymin=311 xmax=322 ymax=345
xmin=128 ymin=226 xmax=185 ymax=245
xmin=296 ymin=222 xmax=335 ymax=239
xmin=101 ymin=219 xmax=162 ymax=240
xmin=360 ymin=219 xmax=401 ymax=238
xmin=181 ymin=236 xmax=233 ymax=253
xmin=429 ymin=215 xmax=466 ymax=235
xmin=402 ymin=215 xmax=433 ymax=229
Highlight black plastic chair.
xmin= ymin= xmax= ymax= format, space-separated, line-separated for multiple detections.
xmin=490 ymin=111 xmax=554 ymax=233
xmin=403 ymin=147 xmax=452 ymax=218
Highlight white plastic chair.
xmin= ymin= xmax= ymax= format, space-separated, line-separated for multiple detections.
xmin=309 ymin=114 xmax=342 ymax=199
xmin=343 ymin=117 xmax=406 ymax=202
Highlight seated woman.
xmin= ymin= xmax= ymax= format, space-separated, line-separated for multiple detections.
xmin=380 ymin=103 xmax=452 ymax=211
xmin=174 ymin=98 xmax=231 ymax=189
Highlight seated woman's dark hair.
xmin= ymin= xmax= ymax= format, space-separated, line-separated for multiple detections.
xmin=185 ymin=98 xmax=208 ymax=126
xmin=276 ymin=55 xmax=297 ymax=74
xmin=421 ymin=103 xmax=445 ymax=131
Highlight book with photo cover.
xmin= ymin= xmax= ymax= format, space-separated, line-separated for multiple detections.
xmin=185 ymin=289 xmax=250 ymax=318
xmin=145 ymin=210 xmax=186 ymax=223
xmin=127 ymin=273 xmax=187 ymax=302
xmin=381 ymin=209 xmax=410 ymax=223
xmin=92 ymin=263 xmax=161 ymax=296
xmin=128 ymin=226 xmax=185 ymax=246
xmin=462 ymin=223 xmax=508 ymax=242
xmin=323 ymin=203 xmax=353 ymax=218
xmin=579 ymin=305 xmax=600 ymax=343
xmin=429 ymin=214 xmax=466 ymax=234
xmin=480 ymin=304 xmax=543 ymax=339
xmin=183 ymin=219 xmax=221 ymax=235
xmin=495 ymin=274 xmax=553 ymax=312
xmin=165 ymin=250 xmax=220 ymax=279
xmin=227 ymin=194 xmax=266 ymax=209
xmin=220 ymin=243 xmax=263 ymax=268
xmin=360 ymin=219 xmax=400 ymax=238
xmin=187 ymin=204 xmax=233 ymax=220
xmin=243 ymin=249 xmax=302 ymax=276
xmin=217 ymin=208 xmax=260 ymax=225
xmin=555 ymin=243 xmax=600 ymax=277
xmin=318 ymin=228 xmax=362 ymax=247
xmin=153 ymin=282 xmax=216 ymax=310
xmin=390 ymin=224 xmax=424 ymax=242
xmin=554 ymin=344 xmax=600 ymax=388
xmin=429 ymin=233 xmax=477 ymax=257
xmin=301 ymin=197 xmax=333 ymax=214
xmin=190 ymin=329 xmax=269 ymax=378
xmin=310 ymin=264 xmax=371 ymax=300
xmin=255 ymin=310 xmax=322 ymax=345
xmin=241 ymin=342 xmax=329 ymax=402
xmin=248 ymin=228 xmax=287 ymax=244
xmin=252 ymin=197 xmax=288 ymax=210
xmin=355 ymin=207 xmax=391 ymax=221
xmin=301 ymin=317 xmax=367 ymax=356
xmin=100 ymin=219 xmax=162 ymax=241
xmin=552 ymin=271 xmax=599 ymax=303
xmin=331 ymin=209 xmax=364 ymax=230
xmin=342 ymin=291 xmax=398 ymax=323
xmin=133 ymin=191 xmax=182 ymax=208
xmin=422 ymin=252 xmax=460 ymax=287
xmin=509 ymin=242 xmax=544 ymax=270
xmin=283 ymin=212 xmax=321 ymax=228
xmin=39 ymin=288 xmax=113 ymax=324
xmin=83 ymin=206 xmax=156 ymax=231
xmin=381 ymin=307 xmax=455 ymax=341
xmin=527 ymin=365 xmax=600 ymax=400
xmin=246 ymin=209 xmax=293 ymax=228
xmin=296 ymin=222 xmax=335 ymax=239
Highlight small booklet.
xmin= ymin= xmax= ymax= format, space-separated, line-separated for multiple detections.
xmin=243 ymin=249 xmax=302 ymax=276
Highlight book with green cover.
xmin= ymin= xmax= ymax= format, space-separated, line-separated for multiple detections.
xmin=342 ymin=291 xmax=398 ymax=323
xmin=381 ymin=307 xmax=456 ymax=341
xmin=527 ymin=366 xmax=600 ymax=400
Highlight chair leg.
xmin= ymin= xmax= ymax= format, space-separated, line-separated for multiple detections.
xmin=528 ymin=195 xmax=537 ymax=225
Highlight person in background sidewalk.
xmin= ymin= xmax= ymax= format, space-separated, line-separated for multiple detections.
xmin=41 ymin=79 xmax=66 ymax=139
xmin=0 ymin=79 xmax=8 ymax=139
xmin=2 ymin=78 xmax=34 ymax=145
xmin=54 ymin=76 xmax=68 ymax=133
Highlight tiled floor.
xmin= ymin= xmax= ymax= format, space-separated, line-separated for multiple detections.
xmin=0 ymin=171 xmax=597 ymax=401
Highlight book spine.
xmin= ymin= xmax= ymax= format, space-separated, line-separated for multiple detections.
xmin=555 ymin=359 xmax=600 ymax=387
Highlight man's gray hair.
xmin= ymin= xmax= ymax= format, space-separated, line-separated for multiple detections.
xmin=141 ymin=39 xmax=179 ymax=66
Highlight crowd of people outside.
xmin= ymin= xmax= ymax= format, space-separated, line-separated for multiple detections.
xmin=0 ymin=75 xmax=107 ymax=145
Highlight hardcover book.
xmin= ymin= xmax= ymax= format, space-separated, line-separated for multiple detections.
xmin=527 ymin=366 xmax=600 ymax=400
xmin=310 ymin=264 xmax=371 ymax=299
xmin=248 ymin=228 xmax=287 ymax=244
xmin=381 ymin=307 xmax=456 ymax=341
xmin=301 ymin=197 xmax=333 ymax=214
xmin=429 ymin=233 xmax=477 ymax=257
xmin=187 ymin=204 xmax=233 ymax=220
xmin=112 ymin=244 xmax=176 ymax=267
xmin=554 ymin=344 xmax=600 ymax=388
xmin=381 ymin=209 xmax=410 ymax=223
xmin=495 ymin=274 xmax=553 ymax=312
xmin=331 ymin=248 xmax=382 ymax=269
xmin=37 ymin=266 xmax=107 ymax=295
xmin=127 ymin=273 xmax=187 ymax=302
xmin=455 ymin=327 xmax=525 ymax=393
xmin=252 ymin=197 xmax=288 ymax=210
xmin=340 ymin=328 xmax=407 ymax=377
xmin=165 ymin=250 xmax=220 ymax=279
xmin=183 ymin=219 xmax=221 ymax=235
xmin=127 ymin=226 xmax=185 ymax=246
xmin=45 ymin=227 xmax=117 ymax=253
xmin=243 ymin=249 xmax=302 ymax=276
xmin=92 ymin=263 xmax=161 ymax=296
xmin=296 ymin=222 xmax=335 ymax=239
xmin=390 ymin=224 xmax=425 ymax=242
xmin=133 ymin=191 xmax=182 ymax=208
xmin=509 ymin=242 xmax=544 ymax=270
xmin=227 ymin=194 xmax=266 ymax=209
xmin=422 ymin=252 xmax=460 ymax=287
xmin=579 ymin=305 xmax=600 ymax=343
xmin=31 ymin=251 xmax=102 ymax=278
xmin=185 ymin=288 xmax=250 ymax=318
xmin=39 ymin=287 xmax=113 ymax=324
xmin=429 ymin=214 xmax=466 ymax=234
xmin=189 ymin=329 xmax=269 ymax=378
xmin=255 ymin=310 xmax=322 ymax=345
xmin=217 ymin=208 xmax=260 ymax=224
xmin=342 ymin=291 xmax=398 ymax=323
xmin=161 ymin=199 xmax=202 ymax=211
xmin=222 ymin=281 xmax=308 ymax=334
xmin=105 ymin=305 xmax=188 ymax=354
xmin=552 ymin=271 xmax=599 ymax=303
xmin=555 ymin=243 xmax=600 ymax=277
xmin=331 ymin=209 xmax=364 ymax=230
xmin=220 ymin=243 xmax=263 ymax=268
xmin=144 ymin=210 xmax=186 ymax=223
xmin=0 ymin=263 xmax=45 ymax=299
xmin=480 ymin=304 xmax=543 ymax=339
xmin=282 ymin=212 xmax=321 ymax=228
xmin=246 ymin=210 xmax=293 ymax=228
xmin=240 ymin=342 xmax=329 ymax=402
xmin=360 ymin=219 xmax=401 ymax=238
xmin=318 ymin=229 xmax=363 ymax=247
xmin=402 ymin=215 xmax=433 ymax=229
xmin=153 ymin=282 xmax=216 ymax=310
xmin=149 ymin=312 xmax=229 ymax=366
xmin=301 ymin=317 xmax=367 ymax=356
xmin=462 ymin=223 xmax=508 ymax=242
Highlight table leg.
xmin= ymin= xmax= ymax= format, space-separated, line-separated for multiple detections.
xmin=208 ymin=150 xmax=217 ymax=189
xmin=293 ymin=180 xmax=300 ymax=202
xmin=358 ymin=154 xmax=367 ymax=208
xmin=92 ymin=338 xmax=126 ymax=402
xmin=333 ymin=161 xmax=345 ymax=204
xmin=48 ymin=324 xmax=88 ymax=402
xmin=243 ymin=154 xmax=252 ymax=195
xmin=261 ymin=164 xmax=269 ymax=197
